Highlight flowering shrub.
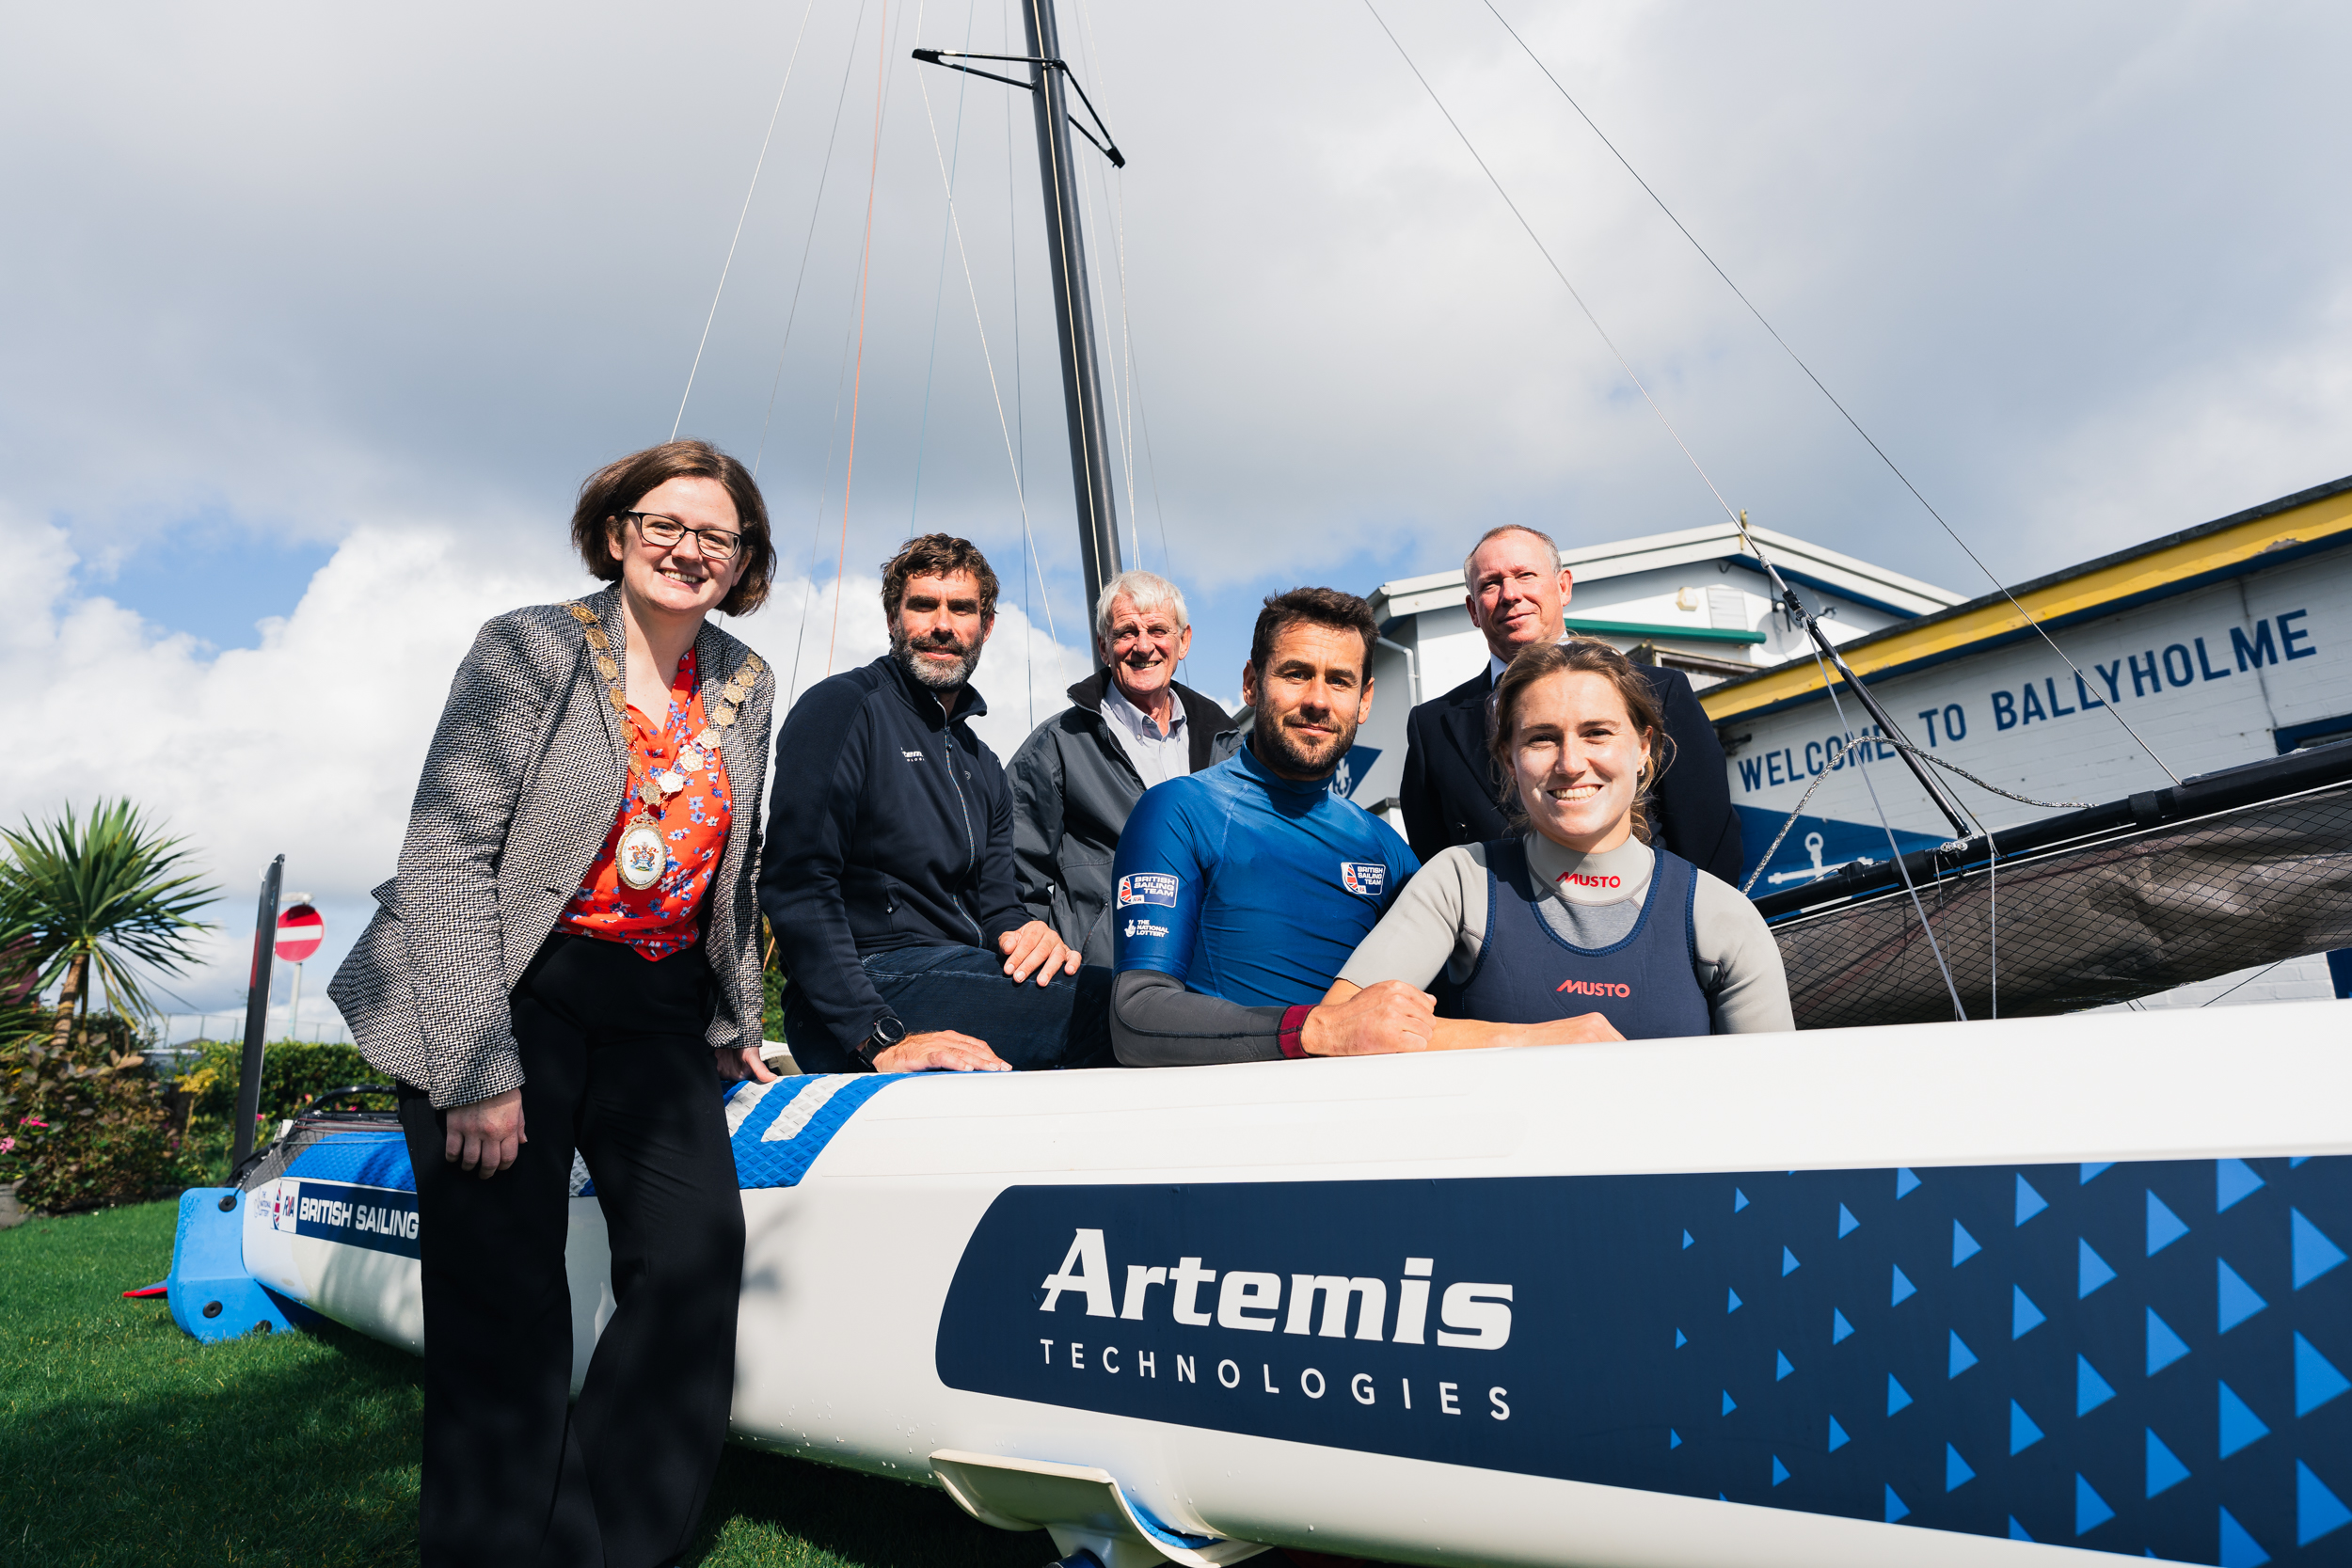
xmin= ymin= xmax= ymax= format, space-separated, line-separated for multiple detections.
xmin=0 ymin=1013 xmax=204 ymax=1212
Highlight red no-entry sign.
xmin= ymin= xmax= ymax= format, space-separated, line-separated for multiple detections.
xmin=275 ymin=903 xmax=325 ymax=964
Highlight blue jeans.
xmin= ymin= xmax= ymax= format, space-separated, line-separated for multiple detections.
xmin=785 ymin=944 xmax=1116 ymax=1073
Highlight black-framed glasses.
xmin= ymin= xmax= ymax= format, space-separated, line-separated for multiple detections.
xmin=621 ymin=511 xmax=743 ymax=562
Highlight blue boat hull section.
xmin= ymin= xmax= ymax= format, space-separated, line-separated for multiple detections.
xmin=167 ymin=1188 xmax=302 ymax=1343
xmin=937 ymin=1157 xmax=2352 ymax=1563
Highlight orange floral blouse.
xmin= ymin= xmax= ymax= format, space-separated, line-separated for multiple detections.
xmin=558 ymin=647 xmax=733 ymax=960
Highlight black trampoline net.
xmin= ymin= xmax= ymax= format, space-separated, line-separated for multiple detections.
xmin=1772 ymin=784 xmax=2352 ymax=1030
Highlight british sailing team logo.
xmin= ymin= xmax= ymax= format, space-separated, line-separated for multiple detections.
xmin=1340 ymin=862 xmax=1385 ymax=897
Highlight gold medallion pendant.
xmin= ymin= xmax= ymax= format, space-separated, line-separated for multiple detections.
xmin=617 ymin=822 xmax=667 ymax=890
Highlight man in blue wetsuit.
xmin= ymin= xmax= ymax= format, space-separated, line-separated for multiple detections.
xmin=1110 ymin=586 xmax=1442 ymax=1066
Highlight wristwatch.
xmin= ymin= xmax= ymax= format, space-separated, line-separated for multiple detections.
xmin=856 ymin=1012 xmax=909 ymax=1071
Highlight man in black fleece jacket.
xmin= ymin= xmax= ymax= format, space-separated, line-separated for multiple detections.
xmin=758 ymin=535 xmax=1113 ymax=1074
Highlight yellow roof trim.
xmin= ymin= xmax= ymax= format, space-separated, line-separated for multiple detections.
xmin=1702 ymin=486 xmax=2352 ymax=721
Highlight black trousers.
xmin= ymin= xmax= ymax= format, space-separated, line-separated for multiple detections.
xmin=398 ymin=933 xmax=745 ymax=1568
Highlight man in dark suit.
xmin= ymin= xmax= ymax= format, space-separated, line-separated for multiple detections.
xmin=1399 ymin=524 xmax=1745 ymax=884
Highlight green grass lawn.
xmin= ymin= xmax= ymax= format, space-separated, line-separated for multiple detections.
xmin=0 ymin=1200 xmax=1052 ymax=1567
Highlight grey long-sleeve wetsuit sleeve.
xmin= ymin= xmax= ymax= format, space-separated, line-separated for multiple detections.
xmin=1111 ymin=969 xmax=1289 ymax=1067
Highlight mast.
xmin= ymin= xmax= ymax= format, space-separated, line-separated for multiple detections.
xmin=1018 ymin=0 xmax=1121 ymax=646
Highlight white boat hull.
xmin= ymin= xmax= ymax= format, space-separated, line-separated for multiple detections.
xmin=206 ymin=1002 xmax=2352 ymax=1567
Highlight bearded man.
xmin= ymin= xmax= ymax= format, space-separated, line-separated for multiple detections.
xmin=1108 ymin=587 xmax=1437 ymax=1067
xmin=758 ymin=534 xmax=1112 ymax=1074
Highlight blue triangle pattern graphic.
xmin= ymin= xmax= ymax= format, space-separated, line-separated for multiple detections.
xmin=1888 ymin=1373 xmax=1913 ymax=1416
xmin=2218 ymin=1380 xmax=2270 ymax=1458
xmin=2296 ymin=1332 xmax=2351 ymax=1417
xmin=2079 ymin=1354 xmax=2118 ymax=1415
xmin=1832 ymin=1307 xmax=1854 ymax=1344
xmin=2218 ymin=1507 xmax=2272 ymax=1568
xmin=1668 ymin=1429 xmax=1681 ymax=1449
xmin=2010 ymin=1399 xmax=2045 ymax=1454
xmin=2148 ymin=1189 xmax=2190 ymax=1256
xmin=2293 ymin=1208 xmax=2348 ymax=1289
xmin=1676 ymin=1328 xmax=1687 ymax=1349
xmin=2082 ymin=1161 xmax=2114 ymax=1184
xmin=1953 ymin=1219 xmax=1980 ymax=1266
xmin=1727 ymin=1287 xmax=1742 ymax=1313
xmin=2217 ymin=1157 xmax=2265 ymax=1212
xmin=1776 ymin=1350 xmax=1794 ymax=1381
xmin=2080 ymin=1237 xmax=2117 ymax=1298
xmin=2016 ymin=1173 xmax=2049 ymax=1226
xmin=1782 ymin=1245 xmax=1801 ymax=1276
xmin=1885 ymin=1484 xmax=1910 ymax=1523
xmin=1892 ymin=1264 xmax=1916 ymax=1307
xmin=1721 ymin=1389 xmax=1737 ymax=1415
xmin=1897 ymin=1167 xmax=1920 ymax=1198
xmin=2148 ymin=1307 xmax=2191 ymax=1375
xmin=2013 ymin=1283 xmax=2047 ymax=1339
xmin=2146 ymin=1426 xmax=2191 ymax=1497
xmin=1828 ymin=1415 xmax=1849 ymax=1451
xmin=1838 ymin=1203 xmax=1859 ymax=1237
xmin=1772 ymin=1456 xmax=1789 ymax=1486
xmin=1734 ymin=1187 xmax=1749 ymax=1212
xmin=2298 ymin=1460 xmax=2352 ymax=1546
xmin=2076 ymin=1474 xmax=2116 ymax=1536
xmin=1947 ymin=1443 xmax=1976 ymax=1492
xmin=1950 ymin=1329 xmax=1979 ymax=1378
xmin=2217 ymin=1257 xmax=2268 ymax=1333
xmin=2010 ymin=1516 xmax=2035 ymax=1542
xmin=1681 ymin=1227 xmax=1694 ymax=1250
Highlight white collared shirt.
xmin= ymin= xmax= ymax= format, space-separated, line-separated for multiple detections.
xmin=1102 ymin=678 xmax=1191 ymax=787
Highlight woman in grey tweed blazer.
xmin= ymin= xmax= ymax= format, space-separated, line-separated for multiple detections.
xmin=328 ymin=439 xmax=775 ymax=1568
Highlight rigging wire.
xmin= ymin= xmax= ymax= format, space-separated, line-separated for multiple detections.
xmin=826 ymin=0 xmax=901 ymax=675
xmin=1068 ymin=0 xmax=1143 ymax=567
xmin=913 ymin=18 xmax=1061 ymax=653
xmin=1004 ymin=0 xmax=1033 ymax=727
xmin=1363 ymin=0 xmax=2016 ymax=1015
xmin=1358 ymin=0 xmax=1740 ymax=528
xmin=672 ymin=0 xmax=823 ymax=441
xmin=787 ymin=303 xmax=867 ymax=706
xmin=755 ymin=0 xmax=878 ymax=476
xmin=1025 ymin=0 xmax=1116 ymax=602
xmin=2198 ymin=958 xmax=2290 ymax=1008
xmin=1807 ymin=647 xmax=1972 ymax=1021
xmin=1471 ymin=0 xmax=2179 ymax=784
xmin=908 ymin=0 xmax=982 ymax=524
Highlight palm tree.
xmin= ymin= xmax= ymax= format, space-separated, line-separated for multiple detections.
xmin=0 ymin=800 xmax=217 ymax=1053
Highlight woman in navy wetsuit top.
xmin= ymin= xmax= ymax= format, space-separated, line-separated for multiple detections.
xmin=1329 ymin=640 xmax=1790 ymax=1042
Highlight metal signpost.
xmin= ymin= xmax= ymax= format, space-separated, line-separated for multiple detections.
xmin=229 ymin=857 xmax=284 ymax=1173
xmin=274 ymin=898 xmax=325 ymax=1041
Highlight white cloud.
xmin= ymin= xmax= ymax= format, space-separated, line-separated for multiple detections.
xmin=0 ymin=514 xmax=1086 ymax=1032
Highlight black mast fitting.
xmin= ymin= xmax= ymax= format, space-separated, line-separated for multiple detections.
xmin=1737 ymin=512 xmax=1976 ymax=842
xmin=910 ymin=50 xmax=1126 ymax=166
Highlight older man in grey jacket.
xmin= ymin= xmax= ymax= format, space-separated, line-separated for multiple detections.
xmin=1009 ymin=570 xmax=1233 ymax=967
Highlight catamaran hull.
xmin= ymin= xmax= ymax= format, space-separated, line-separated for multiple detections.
xmin=208 ymin=1002 xmax=2352 ymax=1567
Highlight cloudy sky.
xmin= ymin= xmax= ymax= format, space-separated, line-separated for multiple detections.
xmin=5 ymin=0 xmax=2347 ymax=1030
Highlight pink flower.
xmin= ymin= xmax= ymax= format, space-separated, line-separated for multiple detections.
xmin=21 ymin=1117 xmax=47 ymax=1129
xmin=0 ymin=1137 xmax=14 ymax=1153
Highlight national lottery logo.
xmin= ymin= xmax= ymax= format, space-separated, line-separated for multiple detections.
xmin=1118 ymin=873 xmax=1178 ymax=908
xmin=1123 ymin=917 xmax=1168 ymax=940
xmin=1340 ymin=862 xmax=1385 ymax=897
